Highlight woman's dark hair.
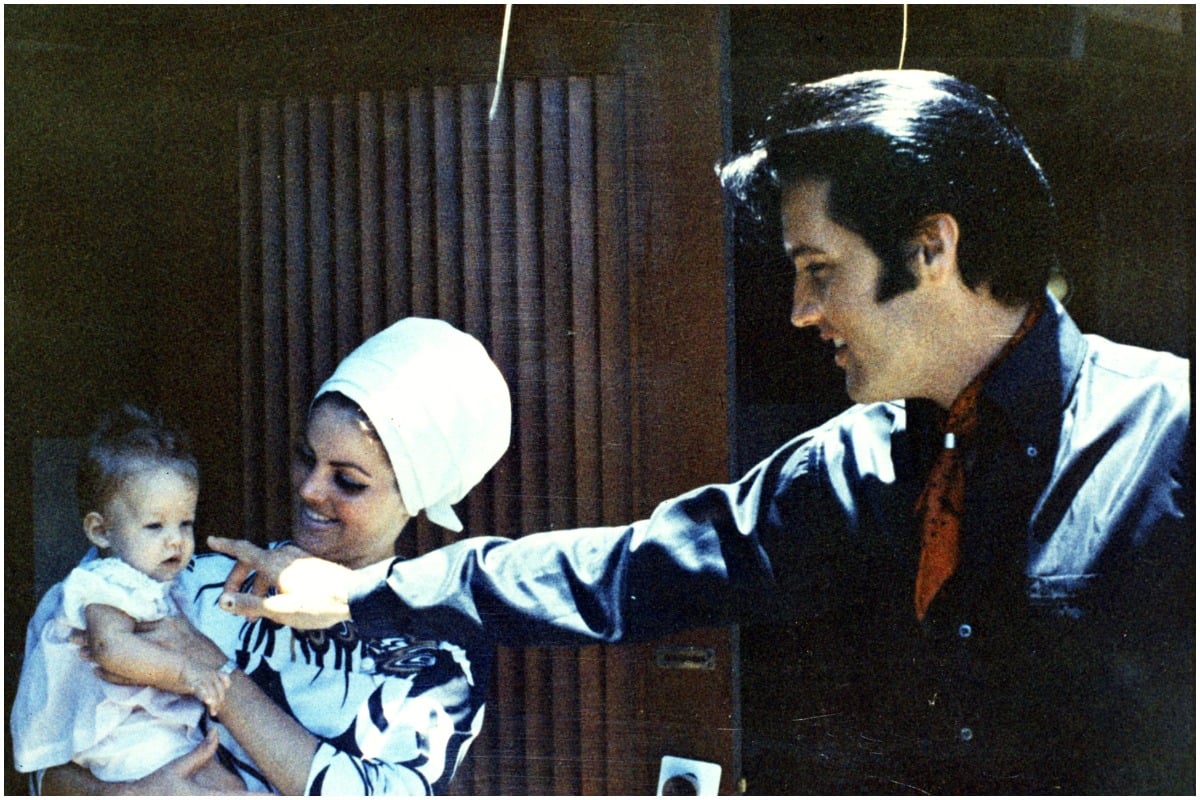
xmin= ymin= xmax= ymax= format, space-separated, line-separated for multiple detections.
xmin=310 ymin=391 xmax=380 ymax=441
xmin=719 ymin=70 xmax=1059 ymax=306
xmin=76 ymin=404 xmax=199 ymax=517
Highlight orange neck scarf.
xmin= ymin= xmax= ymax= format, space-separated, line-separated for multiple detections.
xmin=913 ymin=298 xmax=1044 ymax=621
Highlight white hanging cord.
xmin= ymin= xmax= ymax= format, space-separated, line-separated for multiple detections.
xmin=489 ymin=4 xmax=514 ymax=120
xmin=898 ymin=4 xmax=909 ymax=69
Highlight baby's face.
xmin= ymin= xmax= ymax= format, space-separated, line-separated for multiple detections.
xmin=100 ymin=468 xmax=198 ymax=582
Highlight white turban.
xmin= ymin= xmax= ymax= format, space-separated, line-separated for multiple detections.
xmin=314 ymin=317 xmax=511 ymax=532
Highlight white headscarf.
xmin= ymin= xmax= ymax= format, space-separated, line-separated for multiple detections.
xmin=314 ymin=317 xmax=511 ymax=532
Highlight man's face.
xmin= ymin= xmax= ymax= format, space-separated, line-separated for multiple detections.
xmin=781 ymin=178 xmax=935 ymax=404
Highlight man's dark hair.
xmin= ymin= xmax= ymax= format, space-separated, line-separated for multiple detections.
xmin=719 ymin=70 xmax=1059 ymax=305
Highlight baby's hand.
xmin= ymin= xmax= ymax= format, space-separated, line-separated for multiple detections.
xmin=183 ymin=662 xmax=232 ymax=717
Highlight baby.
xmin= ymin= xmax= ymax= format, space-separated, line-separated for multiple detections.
xmin=11 ymin=404 xmax=243 ymax=791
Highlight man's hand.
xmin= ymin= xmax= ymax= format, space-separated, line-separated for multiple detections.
xmin=208 ymin=537 xmax=308 ymax=599
xmin=208 ymin=536 xmax=353 ymax=630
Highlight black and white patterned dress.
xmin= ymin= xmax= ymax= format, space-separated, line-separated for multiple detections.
xmin=180 ymin=551 xmax=491 ymax=795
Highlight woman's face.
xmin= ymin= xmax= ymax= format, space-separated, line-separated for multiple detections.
xmin=291 ymin=401 xmax=410 ymax=569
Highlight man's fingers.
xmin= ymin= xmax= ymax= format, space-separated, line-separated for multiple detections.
xmin=210 ymin=536 xmax=267 ymax=594
xmin=208 ymin=535 xmax=267 ymax=564
xmin=218 ymin=591 xmax=267 ymax=619
xmin=276 ymin=558 xmax=348 ymax=598
xmin=222 ymin=560 xmax=255 ymax=596
xmin=260 ymin=593 xmax=351 ymax=630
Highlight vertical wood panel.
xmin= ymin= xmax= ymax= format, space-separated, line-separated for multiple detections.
xmin=513 ymin=78 xmax=554 ymax=796
xmin=258 ymin=103 xmax=289 ymax=541
xmin=451 ymin=82 xmax=490 ymax=797
xmin=484 ymin=80 xmax=526 ymax=797
xmin=307 ymin=97 xmax=336 ymax=389
xmin=283 ymin=99 xmax=310 ymax=463
xmin=238 ymin=104 xmax=265 ymax=544
xmin=539 ymin=77 xmax=583 ymax=796
xmin=434 ymin=83 xmax=462 ymax=551
xmin=459 ymin=84 xmax=490 ymax=357
xmin=381 ymin=90 xmax=410 ymax=324
xmin=595 ymin=73 xmax=649 ymax=791
xmin=434 ymin=85 xmax=462 ymax=332
xmin=332 ymin=95 xmax=360 ymax=359
xmin=408 ymin=89 xmax=435 ymax=318
xmin=357 ymin=91 xmax=383 ymax=338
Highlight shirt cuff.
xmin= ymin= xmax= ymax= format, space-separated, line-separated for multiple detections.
xmin=348 ymin=558 xmax=410 ymax=638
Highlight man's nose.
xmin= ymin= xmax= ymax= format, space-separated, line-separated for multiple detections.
xmin=791 ymin=280 xmax=821 ymax=328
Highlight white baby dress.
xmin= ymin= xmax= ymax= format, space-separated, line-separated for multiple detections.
xmin=11 ymin=556 xmax=207 ymax=781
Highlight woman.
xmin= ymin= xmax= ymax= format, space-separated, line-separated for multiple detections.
xmin=39 ymin=317 xmax=511 ymax=795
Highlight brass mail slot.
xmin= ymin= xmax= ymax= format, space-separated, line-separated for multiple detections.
xmin=655 ymin=645 xmax=716 ymax=670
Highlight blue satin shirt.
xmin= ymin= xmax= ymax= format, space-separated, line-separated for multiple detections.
xmin=352 ymin=293 xmax=1193 ymax=793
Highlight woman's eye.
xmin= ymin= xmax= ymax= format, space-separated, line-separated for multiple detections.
xmin=293 ymin=443 xmax=316 ymax=467
xmin=335 ymin=473 xmax=367 ymax=493
xmin=146 ymin=522 xmax=163 ymax=531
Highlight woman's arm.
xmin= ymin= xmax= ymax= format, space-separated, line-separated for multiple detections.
xmin=215 ymin=670 xmax=319 ymax=796
xmin=84 ymin=604 xmax=229 ymax=715
xmin=40 ymin=731 xmax=235 ymax=795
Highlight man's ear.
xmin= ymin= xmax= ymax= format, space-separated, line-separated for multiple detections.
xmin=83 ymin=512 xmax=110 ymax=549
xmin=912 ymin=213 xmax=960 ymax=284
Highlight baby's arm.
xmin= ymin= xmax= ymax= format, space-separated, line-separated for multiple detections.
xmin=84 ymin=604 xmax=229 ymax=716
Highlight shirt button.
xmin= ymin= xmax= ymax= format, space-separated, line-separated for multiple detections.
xmin=959 ymin=726 xmax=974 ymax=742
xmin=958 ymin=623 xmax=973 ymax=639
xmin=360 ymin=657 xmax=376 ymax=672
xmin=1026 ymin=444 xmax=1038 ymax=458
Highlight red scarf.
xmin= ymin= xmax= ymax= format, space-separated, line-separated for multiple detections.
xmin=913 ymin=299 xmax=1044 ymax=621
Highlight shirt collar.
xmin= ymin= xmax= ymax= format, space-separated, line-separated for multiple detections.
xmin=980 ymin=290 xmax=1086 ymax=448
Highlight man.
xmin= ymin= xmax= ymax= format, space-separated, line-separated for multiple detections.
xmin=218 ymin=70 xmax=1193 ymax=793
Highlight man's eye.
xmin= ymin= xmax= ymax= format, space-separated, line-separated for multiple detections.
xmin=805 ymin=262 xmax=828 ymax=277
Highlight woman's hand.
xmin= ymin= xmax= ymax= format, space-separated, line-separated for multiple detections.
xmin=76 ymin=613 xmax=228 ymax=688
xmin=139 ymin=615 xmax=227 ymax=665
xmin=42 ymin=730 xmax=260 ymax=795
xmin=208 ymin=536 xmax=353 ymax=630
